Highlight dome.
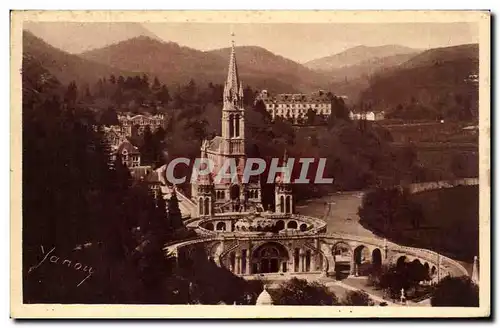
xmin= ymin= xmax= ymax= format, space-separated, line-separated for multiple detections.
xmin=256 ymin=287 xmax=273 ymax=305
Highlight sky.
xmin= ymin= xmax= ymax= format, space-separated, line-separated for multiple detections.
xmin=24 ymin=21 xmax=478 ymax=63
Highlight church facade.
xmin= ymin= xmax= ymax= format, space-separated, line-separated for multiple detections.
xmin=191 ymin=42 xmax=263 ymax=216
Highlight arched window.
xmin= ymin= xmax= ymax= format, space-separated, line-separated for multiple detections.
xmin=372 ymin=249 xmax=382 ymax=268
xmin=255 ymin=190 xmax=259 ymax=199
xmin=230 ymin=251 xmax=236 ymax=272
xmin=230 ymin=185 xmax=240 ymax=200
xmin=204 ymin=198 xmax=210 ymax=216
xmin=198 ymin=197 xmax=204 ymax=215
xmin=234 ymin=114 xmax=240 ymax=137
xmin=216 ymin=222 xmax=226 ymax=231
xmin=287 ymin=220 xmax=297 ymax=229
xmin=229 ymin=114 xmax=234 ymax=137
xmin=280 ymin=195 xmax=284 ymax=213
xmin=276 ymin=220 xmax=285 ymax=231
xmin=305 ymin=250 xmax=311 ymax=271
xmin=285 ymin=195 xmax=291 ymax=213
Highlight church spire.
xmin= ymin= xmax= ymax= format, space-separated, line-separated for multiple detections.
xmin=224 ymin=33 xmax=242 ymax=106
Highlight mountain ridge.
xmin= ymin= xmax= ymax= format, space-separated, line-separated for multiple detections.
xmin=79 ymin=36 xmax=332 ymax=93
xmin=358 ymin=43 xmax=479 ymax=119
xmin=22 ymin=30 xmax=133 ymax=86
xmin=305 ymin=44 xmax=421 ymax=71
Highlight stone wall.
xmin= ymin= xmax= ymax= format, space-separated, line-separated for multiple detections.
xmin=407 ymin=178 xmax=479 ymax=194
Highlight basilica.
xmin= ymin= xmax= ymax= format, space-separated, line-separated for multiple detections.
xmin=190 ymin=41 xmax=264 ymax=216
xmin=163 ymin=40 xmax=468 ymax=288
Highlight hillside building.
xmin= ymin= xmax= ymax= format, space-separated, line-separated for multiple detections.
xmin=258 ymin=90 xmax=332 ymax=123
xmin=117 ymin=113 xmax=165 ymax=137
xmin=349 ymin=110 xmax=385 ymax=121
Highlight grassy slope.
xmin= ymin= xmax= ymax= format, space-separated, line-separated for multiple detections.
xmin=381 ymin=122 xmax=479 ymax=180
xmin=406 ymin=186 xmax=479 ymax=263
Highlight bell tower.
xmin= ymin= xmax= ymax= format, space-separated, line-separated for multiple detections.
xmin=221 ymin=35 xmax=245 ymax=156
xmin=275 ymin=149 xmax=293 ymax=214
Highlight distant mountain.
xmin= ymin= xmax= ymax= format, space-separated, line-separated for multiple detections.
xmin=329 ymin=52 xmax=418 ymax=81
xmin=80 ymin=38 xmax=332 ymax=93
xmin=80 ymin=36 xmax=233 ymax=87
xmin=305 ymin=45 xmax=420 ymax=71
xmin=207 ymin=46 xmax=331 ymax=92
xmin=24 ymin=22 xmax=161 ymax=54
xmin=358 ymin=44 xmax=479 ymax=119
xmin=22 ymin=30 xmax=131 ymax=86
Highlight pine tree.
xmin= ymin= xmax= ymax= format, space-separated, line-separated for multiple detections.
xmin=167 ymin=191 xmax=183 ymax=230
xmin=64 ymin=81 xmax=78 ymax=106
xmin=157 ymin=85 xmax=171 ymax=106
xmin=140 ymin=125 xmax=155 ymax=165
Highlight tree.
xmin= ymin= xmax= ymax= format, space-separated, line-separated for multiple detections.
xmin=95 ymin=78 xmax=105 ymax=98
xmin=373 ymin=263 xmax=430 ymax=301
xmin=431 ymin=276 xmax=479 ymax=307
xmin=152 ymin=127 xmax=167 ymax=167
xmin=167 ymin=191 xmax=184 ymax=230
xmin=64 ymin=81 xmax=78 ymax=106
xmin=100 ymin=107 xmax=119 ymax=126
xmin=140 ymin=125 xmax=155 ymax=165
xmin=358 ymin=187 xmax=424 ymax=235
xmin=273 ymin=278 xmax=338 ymax=305
xmin=342 ymin=290 xmax=375 ymax=306
xmin=329 ymin=96 xmax=350 ymax=126
xmin=157 ymin=85 xmax=171 ymax=106
xmin=306 ymin=108 xmax=317 ymax=125
xmin=243 ymin=86 xmax=255 ymax=106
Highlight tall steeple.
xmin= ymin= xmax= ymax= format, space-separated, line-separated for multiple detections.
xmin=221 ymin=33 xmax=245 ymax=155
xmin=224 ymin=33 xmax=243 ymax=108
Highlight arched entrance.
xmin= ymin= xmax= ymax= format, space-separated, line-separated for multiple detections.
xmin=409 ymin=259 xmax=430 ymax=282
xmin=287 ymin=220 xmax=298 ymax=229
xmin=251 ymin=242 xmax=289 ymax=274
xmin=372 ymin=248 xmax=382 ymax=269
xmin=230 ymin=185 xmax=240 ymax=200
xmin=205 ymin=222 xmax=214 ymax=231
xmin=332 ymin=242 xmax=352 ymax=280
xmin=216 ymin=222 xmax=226 ymax=231
xmin=353 ymin=245 xmax=371 ymax=276
xmin=431 ymin=265 xmax=437 ymax=277
xmin=275 ymin=220 xmax=285 ymax=231
xmin=396 ymin=256 xmax=407 ymax=269
xmin=424 ymin=262 xmax=430 ymax=277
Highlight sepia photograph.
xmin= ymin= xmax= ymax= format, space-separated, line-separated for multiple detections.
xmin=10 ymin=10 xmax=490 ymax=318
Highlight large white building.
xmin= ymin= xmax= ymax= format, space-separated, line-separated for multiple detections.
xmin=259 ymin=90 xmax=332 ymax=123
xmin=349 ymin=111 xmax=385 ymax=121
xmin=117 ymin=113 xmax=165 ymax=136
